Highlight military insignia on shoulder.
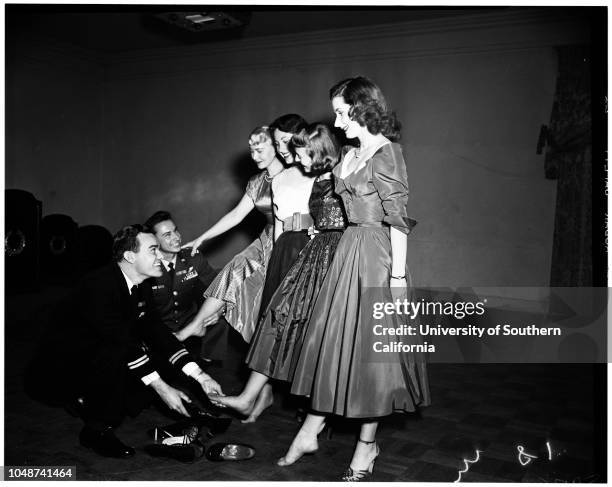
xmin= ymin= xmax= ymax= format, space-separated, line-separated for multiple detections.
xmin=152 ymin=284 xmax=165 ymax=290
xmin=179 ymin=248 xmax=196 ymax=259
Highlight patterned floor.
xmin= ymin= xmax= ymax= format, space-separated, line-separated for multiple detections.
xmin=4 ymin=288 xmax=606 ymax=482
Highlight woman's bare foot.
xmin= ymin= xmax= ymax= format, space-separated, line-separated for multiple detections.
xmin=213 ymin=394 xmax=256 ymax=416
xmin=241 ymin=384 xmax=273 ymax=423
xmin=174 ymin=319 xmax=205 ymax=341
xmin=277 ymin=428 xmax=319 ymax=466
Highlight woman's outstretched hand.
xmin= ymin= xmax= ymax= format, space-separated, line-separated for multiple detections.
xmin=181 ymin=237 xmax=204 ymax=257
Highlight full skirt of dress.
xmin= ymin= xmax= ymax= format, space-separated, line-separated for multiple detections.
xmin=204 ymin=225 xmax=273 ymax=342
xmin=290 ymin=226 xmax=430 ymax=418
xmin=247 ymin=230 xmax=344 ymax=381
xmin=257 ymin=230 xmax=310 ymax=316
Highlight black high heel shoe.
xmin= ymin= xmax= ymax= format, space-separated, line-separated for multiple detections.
xmin=341 ymin=438 xmax=380 ymax=482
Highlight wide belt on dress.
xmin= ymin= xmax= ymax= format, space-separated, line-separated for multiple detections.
xmin=282 ymin=212 xmax=314 ymax=232
xmin=348 ymin=222 xmax=384 ymax=228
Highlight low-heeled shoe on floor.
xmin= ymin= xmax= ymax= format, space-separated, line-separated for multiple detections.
xmin=147 ymin=414 xmax=232 ymax=441
xmin=206 ymin=443 xmax=256 ymax=462
xmin=144 ymin=441 xmax=205 ymax=463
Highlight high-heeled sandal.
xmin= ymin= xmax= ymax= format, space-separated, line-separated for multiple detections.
xmin=341 ymin=438 xmax=380 ymax=482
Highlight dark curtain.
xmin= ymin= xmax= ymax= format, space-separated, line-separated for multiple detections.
xmin=545 ymin=46 xmax=593 ymax=286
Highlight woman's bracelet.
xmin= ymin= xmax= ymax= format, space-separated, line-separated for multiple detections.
xmin=391 ymin=275 xmax=406 ymax=280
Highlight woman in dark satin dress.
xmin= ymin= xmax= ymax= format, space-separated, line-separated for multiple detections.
xmin=277 ymin=78 xmax=430 ymax=481
xmin=213 ymin=123 xmax=347 ymax=417
xmin=235 ymin=114 xmax=316 ymax=423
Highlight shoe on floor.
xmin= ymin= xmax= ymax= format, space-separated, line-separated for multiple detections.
xmin=79 ymin=425 xmax=135 ymax=458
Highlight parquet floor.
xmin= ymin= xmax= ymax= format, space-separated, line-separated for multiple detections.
xmin=4 ymin=287 xmax=606 ymax=482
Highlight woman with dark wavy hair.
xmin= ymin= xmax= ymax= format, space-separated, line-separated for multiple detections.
xmin=213 ymin=123 xmax=347 ymax=420
xmin=277 ymin=77 xmax=430 ymax=481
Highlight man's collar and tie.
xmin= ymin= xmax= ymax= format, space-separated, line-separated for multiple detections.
xmin=162 ymin=256 xmax=178 ymax=281
xmin=120 ymin=268 xmax=137 ymax=295
xmin=118 ymin=267 xmax=141 ymax=311
xmin=161 ymin=256 xmax=178 ymax=273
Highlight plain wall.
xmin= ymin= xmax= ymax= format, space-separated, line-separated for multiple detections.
xmin=6 ymin=38 xmax=105 ymax=225
xmin=6 ymin=10 xmax=591 ymax=287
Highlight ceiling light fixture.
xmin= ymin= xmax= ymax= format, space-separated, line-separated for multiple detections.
xmin=155 ymin=11 xmax=246 ymax=33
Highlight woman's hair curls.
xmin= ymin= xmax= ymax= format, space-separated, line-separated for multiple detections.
xmin=291 ymin=123 xmax=340 ymax=175
xmin=329 ymin=76 xmax=401 ymax=141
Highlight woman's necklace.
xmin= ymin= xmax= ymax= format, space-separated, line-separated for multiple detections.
xmin=355 ymin=137 xmax=390 ymax=163
xmin=265 ymin=165 xmax=284 ymax=181
xmin=352 ymin=145 xmax=369 ymax=169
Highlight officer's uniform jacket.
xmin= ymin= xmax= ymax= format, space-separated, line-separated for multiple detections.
xmin=33 ymin=262 xmax=196 ymax=387
xmin=146 ymin=249 xmax=217 ymax=332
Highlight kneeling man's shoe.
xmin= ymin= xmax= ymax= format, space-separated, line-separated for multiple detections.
xmin=79 ymin=426 xmax=135 ymax=458
xmin=64 ymin=396 xmax=86 ymax=418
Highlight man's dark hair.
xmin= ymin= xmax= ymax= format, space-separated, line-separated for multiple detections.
xmin=144 ymin=211 xmax=173 ymax=234
xmin=112 ymin=224 xmax=149 ymax=262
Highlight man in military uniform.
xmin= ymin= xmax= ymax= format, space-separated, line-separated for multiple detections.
xmin=143 ymin=211 xmax=225 ymax=360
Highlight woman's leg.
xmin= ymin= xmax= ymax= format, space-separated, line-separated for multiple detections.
xmin=342 ymin=421 xmax=379 ymax=479
xmin=241 ymin=383 xmax=273 ymax=423
xmin=213 ymin=371 xmax=270 ymax=417
xmin=277 ymin=413 xmax=326 ymax=466
xmin=174 ymin=297 xmax=225 ymax=340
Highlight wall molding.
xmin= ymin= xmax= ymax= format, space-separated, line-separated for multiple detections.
xmin=7 ymin=8 xmax=589 ymax=81
xmin=111 ymin=8 xmax=585 ymax=64
xmin=105 ymin=8 xmax=588 ymax=81
xmin=106 ymin=41 xmax=563 ymax=83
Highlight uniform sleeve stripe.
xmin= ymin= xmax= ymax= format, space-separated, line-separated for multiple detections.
xmin=128 ymin=356 xmax=150 ymax=369
xmin=127 ymin=355 xmax=149 ymax=367
xmin=169 ymin=349 xmax=188 ymax=364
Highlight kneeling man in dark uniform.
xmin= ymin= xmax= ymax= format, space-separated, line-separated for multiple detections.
xmin=32 ymin=225 xmax=224 ymax=458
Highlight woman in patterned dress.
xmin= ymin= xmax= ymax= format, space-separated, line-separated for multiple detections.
xmin=213 ymin=124 xmax=347 ymax=420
